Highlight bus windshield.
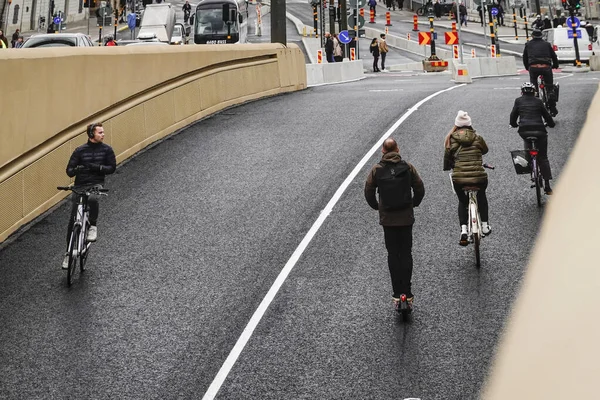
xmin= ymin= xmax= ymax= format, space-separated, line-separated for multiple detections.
xmin=195 ymin=5 xmax=239 ymax=36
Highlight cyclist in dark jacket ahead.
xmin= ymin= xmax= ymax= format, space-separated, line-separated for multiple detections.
xmin=522 ymin=29 xmax=559 ymax=115
xmin=510 ymin=82 xmax=556 ymax=195
xmin=62 ymin=123 xmax=116 ymax=269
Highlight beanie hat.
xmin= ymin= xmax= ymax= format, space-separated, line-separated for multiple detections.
xmin=455 ymin=110 xmax=472 ymax=127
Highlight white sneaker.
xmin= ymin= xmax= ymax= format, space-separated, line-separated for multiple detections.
xmin=482 ymin=222 xmax=492 ymax=236
xmin=87 ymin=226 xmax=97 ymax=242
xmin=62 ymin=253 xmax=69 ymax=270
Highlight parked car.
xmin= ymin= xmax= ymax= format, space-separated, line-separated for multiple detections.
xmin=22 ymin=33 xmax=95 ymax=48
xmin=542 ymin=27 xmax=593 ymax=64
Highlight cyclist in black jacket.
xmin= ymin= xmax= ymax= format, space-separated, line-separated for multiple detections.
xmin=510 ymin=83 xmax=556 ymax=195
xmin=522 ymin=29 xmax=559 ymax=115
xmin=62 ymin=123 xmax=116 ymax=269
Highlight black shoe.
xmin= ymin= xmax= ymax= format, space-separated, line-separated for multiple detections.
xmin=545 ymin=186 xmax=553 ymax=195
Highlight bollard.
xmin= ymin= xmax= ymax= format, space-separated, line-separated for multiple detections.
xmin=369 ymin=9 xmax=375 ymax=23
xmin=452 ymin=21 xmax=456 ymax=32
xmin=453 ymin=44 xmax=459 ymax=59
xmin=386 ymin=11 xmax=392 ymax=26
xmin=317 ymin=50 xmax=323 ymax=63
xmin=513 ymin=9 xmax=518 ymax=41
xmin=350 ymin=47 xmax=356 ymax=60
xmin=471 ymin=48 xmax=476 ymax=58
xmin=490 ymin=44 xmax=496 ymax=58
xmin=385 ymin=26 xmax=389 ymax=34
xmin=303 ymin=26 xmax=307 ymax=37
xmin=524 ymin=15 xmax=529 ymax=41
xmin=413 ymin=14 xmax=419 ymax=31
xmin=407 ymin=32 xmax=411 ymax=41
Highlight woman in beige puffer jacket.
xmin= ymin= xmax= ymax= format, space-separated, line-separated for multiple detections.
xmin=443 ymin=110 xmax=491 ymax=246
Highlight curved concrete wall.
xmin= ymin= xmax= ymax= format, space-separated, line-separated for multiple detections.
xmin=0 ymin=44 xmax=306 ymax=242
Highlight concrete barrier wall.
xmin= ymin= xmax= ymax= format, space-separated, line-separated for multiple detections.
xmin=305 ymin=60 xmax=364 ymax=86
xmin=590 ymin=55 xmax=600 ymax=71
xmin=483 ymin=82 xmax=600 ymax=399
xmin=450 ymin=55 xmax=517 ymax=78
xmin=0 ymin=44 xmax=306 ymax=243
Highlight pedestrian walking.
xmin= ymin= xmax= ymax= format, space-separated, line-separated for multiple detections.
xmin=365 ymin=137 xmax=425 ymax=312
xmin=0 ymin=30 xmax=8 ymax=48
xmin=324 ymin=32 xmax=334 ymax=63
xmin=379 ymin=33 xmax=389 ymax=71
xmin=370 ymin=37 xmax=381 ymax=72
xmin=385 ymin=0 xmax=395 ymax=11
xmin=532 ymin=15 xmax=544 ymax=30
xmin=397 ymin=0 xmax=404 ymax=11
xmin=459 ymin=2 xmax=467 ymax=27
xmin=11 ymin=29 xmax=20 ymax=48
xmin=333 ymin=33 xmax=343 ymax=62
xmin=14 ymin=36 xmax=24 ymax=48
xmin=434 ymin=0 xmax=443 ymax=20
xmin=477 ymin=4 xmax=484 ymax=26
xmin=369 ymin=0 xmax=377 ymax=17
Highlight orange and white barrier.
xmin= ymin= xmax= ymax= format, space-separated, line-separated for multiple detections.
xmin=385 ymin=26 xmax=389 ymax=34
xmin=386 ymin=11 xmax=392 ymax=26
xmin=453 ymin=45 xmax=459 ymax=59
xmin=407 ymin=33 xmax=410 ymax=41
xmin=350 ymin=47 xmax=356 ymax=61
xmin=452 ymin=21 xmax=456 ymax=32
xmin=413 ymin=14 xmax=418 ymax=31
xmin=317 ymin=50 xmax=323 ymax=64
xmin=490 ymin=44 xmax=496 ymax=58
xmin=471 ymin=48 xmax=476 ymax=58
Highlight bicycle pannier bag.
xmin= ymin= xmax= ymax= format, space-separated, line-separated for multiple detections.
xmin=375 ymin=161 xmax=413 ymax=210
xmin=510 ymin=150 xmax=531 ymax=175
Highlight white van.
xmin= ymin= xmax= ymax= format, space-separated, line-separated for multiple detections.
xmin=542 ymin=27 xmax=593 ymax=64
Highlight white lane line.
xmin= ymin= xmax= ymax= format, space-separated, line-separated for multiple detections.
xmin=201 ymin=83 xmax=466 ymax=400
xmin=555 ymin=73 xmax=574 ymax=80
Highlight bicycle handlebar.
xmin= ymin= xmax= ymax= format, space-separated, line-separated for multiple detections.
xmin=57 ymin=186 xmax=109 ymax=196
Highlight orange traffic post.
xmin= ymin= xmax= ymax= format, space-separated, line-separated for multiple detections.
xmin=317 ymin=50 xmax=323 ymax=63
xmin=369 ymin=9 xmax=375 ymax=23
xmin=451 ymin=21 xmax=456 ymax=32
xmin=386 ymin=11 xmax=392 ymax=26
xmin=453 ymin=45 xmax=459 ymax=59
xmin=407 ymin=32 xmax=411 ymax=41
xmin=385 ymin=26 xmax=389 ymax=34
xmin=413 ymin=14 xmax=419 ymax=31
xmin=471 ymin=48 xmax=476 ymax=58
xmin=490 ymin=44 xmax=496 ymax=58
xmin=350 ymin=47 xmax=356 ymax=61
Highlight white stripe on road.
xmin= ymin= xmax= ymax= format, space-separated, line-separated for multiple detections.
xmin=201 ymin=84 xmax=466 ymax=400
xmin=555 ymin=73 xmax=574 ymax=80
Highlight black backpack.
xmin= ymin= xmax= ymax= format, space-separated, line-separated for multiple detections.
xmin=375 ymin=161 xmax=413 ymax=211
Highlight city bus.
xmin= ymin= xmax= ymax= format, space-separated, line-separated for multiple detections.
xmin=193 ymin=0 xmax=248 ymax=44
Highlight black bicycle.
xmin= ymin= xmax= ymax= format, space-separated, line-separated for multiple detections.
xmin=537 ymin=75 xmax=559 ymax=117
xmin=523 ymin=136 xmax=544 ymax=207
xmin=58 ymin=185 xmax=108 ymax=286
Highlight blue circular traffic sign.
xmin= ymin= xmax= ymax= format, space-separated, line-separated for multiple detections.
xmin=566 ymin=16 xmax=580 ymax=28
xmin=491 ymin=7 xmax=498 ymax=16
xmin=338 ymin=30 xmax=351 ymax=45
xmin=53 ymin=16 xmax=61 ymax=25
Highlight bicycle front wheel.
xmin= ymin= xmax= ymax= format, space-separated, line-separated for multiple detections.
xmin=67 ymin=226 xmax=80 ymax=286
xmin=80 ymin=223 xmax=90 ymax=273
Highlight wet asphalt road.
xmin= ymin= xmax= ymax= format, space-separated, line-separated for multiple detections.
xmin=0 ymin=71 xmax=597 ymax=399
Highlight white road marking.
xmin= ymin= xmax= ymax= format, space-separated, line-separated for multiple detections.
xmin=200 ymin=84 xmax=466 ymax=400
xmin=555 ymin=73 xmax=573 ymax=80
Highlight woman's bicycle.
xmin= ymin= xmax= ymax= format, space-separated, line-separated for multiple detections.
xmin=451 ymin=164 xmax=494 ymax=268
xmin=523 ymin=135 xmax=545 ymax=208
xmin=58 ymin=185 xmax=108 ymax=286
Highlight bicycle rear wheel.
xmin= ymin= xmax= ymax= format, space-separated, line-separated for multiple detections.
xmin=474 ymin=232 xmax=481 ymax=268
xmin=67 ymin=226 xmax=80 ymax=286
xmin=533 ymin=159 xmax=542 ymax=207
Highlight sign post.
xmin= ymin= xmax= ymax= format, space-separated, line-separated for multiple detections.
xmin=567 ymin=13 xmax=581 ymax=66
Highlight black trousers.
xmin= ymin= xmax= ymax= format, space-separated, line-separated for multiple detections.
xmin=521 ymin=133 xmax=552 ymax=180
xmin=372 ymin=55 xmax=379 ymax=71
xmin=383 ymin=225 xmax=413 ymax=298
xmin=529 ymin=66 xmax=553 ymax=88
xmin=453 ymin=182 xmax=489 ymax=226
xmin=66 ymin=193 xmax=99 ymax=246
xmin=381 ymin=52 xmax=387 ymax=69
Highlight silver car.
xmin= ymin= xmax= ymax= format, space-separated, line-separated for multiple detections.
xmin=22 ymin=33 xmax=94 ymax=48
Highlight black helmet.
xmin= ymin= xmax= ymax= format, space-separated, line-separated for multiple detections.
xmin=521 ymin=82 xmax=536 ymax=94
xmin=532 ymin=29 xmax=543 ymax=38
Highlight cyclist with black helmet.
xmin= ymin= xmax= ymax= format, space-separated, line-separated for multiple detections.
xmin=510 ymin=83 xmax=556 ymax=195
xmin=61 ymin=123 xmax=116 ymax=269
xmin=522 ymin=29 xmax=559 ymax=116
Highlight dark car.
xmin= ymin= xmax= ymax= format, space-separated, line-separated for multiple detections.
xmin=22 ymin=33 xmax=95 ymax=48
